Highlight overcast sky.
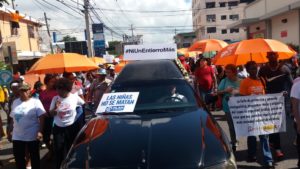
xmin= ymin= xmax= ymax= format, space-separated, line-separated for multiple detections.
xmin=14 ymin=0 xmax=192 ymax=44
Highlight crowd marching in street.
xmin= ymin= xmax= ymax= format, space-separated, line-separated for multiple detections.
xmin=0 ymin=44 xmax=300 ymax=169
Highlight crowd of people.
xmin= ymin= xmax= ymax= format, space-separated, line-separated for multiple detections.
xmin=0 ymin=64 xmax=115 ymax=169
xmin=0 ymin=52 xmax=299 ymax=169
xmin=179 ymin=52 xmax=299 ymax=169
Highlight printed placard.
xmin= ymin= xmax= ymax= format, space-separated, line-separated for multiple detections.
xmin=228 ymin=93 xmax=286 ymax=137
xmin=124 ymin=43 xmax=177 ymax=61
xmin=96 ymin=92 xmax=139 ymax=113
xmin=103 ymin=55 xmax=114 ymax=63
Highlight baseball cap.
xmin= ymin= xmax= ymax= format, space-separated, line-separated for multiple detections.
xmin=96 ymin=69 xmax=107 ymax=75
xmin=19 ymin=82 xmax=31 ymax=90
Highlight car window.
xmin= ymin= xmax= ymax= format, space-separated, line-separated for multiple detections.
xmin=111 ymin=79 xmax=197 ymax=111
xmin=115 ymin=60 xmax=184 ymax=83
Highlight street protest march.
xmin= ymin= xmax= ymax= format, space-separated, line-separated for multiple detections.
xmin=228 ymin=93 xmax=286 ymax=138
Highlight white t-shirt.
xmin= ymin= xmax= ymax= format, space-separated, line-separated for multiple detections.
xmin=291 ymin=81 xmax=300 ymax=114
xmin=50 ymin=93 xmax=85 ymax=127
xmin=10 ymin=98 xmax=46 ymax=141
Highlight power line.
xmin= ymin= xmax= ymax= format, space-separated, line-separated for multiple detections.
xmin=56 ymin=0 xmax=84 ymax=16
xmin=90 ymin=1 xmax=128 ymax=36
xmin=114 ymin=0 xmax=134 ymax=24
xmin=93 ymin=8 xmax=193 ymax=13
xmin=37 ymin=0 xmax=82 ymax=18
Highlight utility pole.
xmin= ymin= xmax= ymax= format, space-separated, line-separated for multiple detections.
xmin=130 ymin=24 xmax=134 ymax=37
xmin=84 ymin=0 xmax=93 ymax=57
xmin=44 ymin=12 xmax=54 ymax=54
xmin=174 ymin=28 xmax=177 ymax=35
xmin=11 ymin=0 xmax=15 ymax=9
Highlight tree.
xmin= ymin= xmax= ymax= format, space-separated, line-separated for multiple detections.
xmin=107 ymin=41 xmax=122 ymax=55
xmin=60 ymin=35 xmax=77 ymax=42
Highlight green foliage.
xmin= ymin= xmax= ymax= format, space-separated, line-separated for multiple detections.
xmin=0 ymin=61 xmax=11 ymax=71
xmin=107 ymin=41 xmax=122 ymax=55
xmin=60 ymin=35 xmax=77 ymax=42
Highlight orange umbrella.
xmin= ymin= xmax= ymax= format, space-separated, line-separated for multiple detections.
xmin=178 ymin=48 xmax=200 ymax=58
xmin=214 ymin=39 xmax=296 ymax=66
xmin=189 ymin=39 xmax=228 ymax=52
xmin=27 ymin=53 xmax=99 ymax=74
xmin=89 ymin=57 xmax=106 ymax=65
xmin=115 ymin=61 xmax=129 ymax=73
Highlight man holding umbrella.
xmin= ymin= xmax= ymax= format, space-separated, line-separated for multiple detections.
xmin=258 ymin=51 xmax=293 ymax=159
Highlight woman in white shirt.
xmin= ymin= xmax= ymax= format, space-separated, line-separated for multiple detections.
xmin=49 ymin=78 xmax=85 ymax=169
xmin=10 ymin=82 xmax=46 ymax=169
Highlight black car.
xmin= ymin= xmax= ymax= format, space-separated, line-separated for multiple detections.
xmin=62 ymin=60 xmax=236 ymax=169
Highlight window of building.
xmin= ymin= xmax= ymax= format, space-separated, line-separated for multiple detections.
xmin=28 ymin=25 xmax=35 ymax=38
xmin=221 ymin=15 xmax=227 ymax=20
xmin=207 ymin=27 xmax=216 ymax=33
xmin=229 ymin=14 xmax=239 ymax=20
xmin=230 ymin=28 xmax=239 ymax=33
xmin=206 ymin=14 xmax=216 ymax=22
xmin=221 ymin=29 xmax=227 ymax=34
xmin=206 ymin=2 xmax=215 ymax=8
xmin=228 ymin=1 xmax=239 ymax=7
xmin=219 ymin=2 xmax=226 ymax=7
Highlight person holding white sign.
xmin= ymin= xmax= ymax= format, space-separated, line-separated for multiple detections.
xmin=258 ymin=52 xmax=293 ymax=159
xmin=240 ymin=61 xmax=274 ymax=168
xmin=217 ymin=64 xmax=241 ymax=152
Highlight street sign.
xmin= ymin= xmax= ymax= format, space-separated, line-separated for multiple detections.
xmin=94 ymin=40 xmax=105 ymax=48
xmin=93 ymin=34 xmax=105 ymax=41
xmin=0 ymin=70 xmax=12 ymax=86
xmin=92 ymin=23 xmax=104 ymax=34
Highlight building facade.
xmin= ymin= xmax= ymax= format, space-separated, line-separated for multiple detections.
xmin=174 ymin=32 xmax=196 ymax=48
xmin=192 ymin=0 xmax=254 ymax=42
xmin=230 ymin=0 xmax=300 ymax=47
xmin=0 ymin=6 xmax=44 ymax=74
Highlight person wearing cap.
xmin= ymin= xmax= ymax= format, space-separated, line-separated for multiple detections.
xmin=106 ymin=65 xmax=116 ymax=81
xmin=49 ymin=78 xmax=85 ymax=169
xmin=9 ymin=82 xmax=46 ymax=169
xmin=87 ymin=68 xmax=111 ymax=112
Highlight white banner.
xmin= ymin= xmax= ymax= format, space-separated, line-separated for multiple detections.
xmin=96 ymin=92 xmax=139 ymax=113
xmin=228 ymin=94 xmax=286 ymax=137
xmin=124 ymin=43 xmax=177 ymax=61
xmin=103 ymin=54 xmax=114 ymax=63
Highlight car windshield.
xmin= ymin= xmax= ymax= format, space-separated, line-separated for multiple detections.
xmin=111 ymin=79 xmax=197 ymax=112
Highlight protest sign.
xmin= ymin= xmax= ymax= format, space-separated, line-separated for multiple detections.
xmin=124 ymin=43 xmax=177 ymax=61
xmin=96 ymin=92 xmax=139 ymax=113
xmin=228 ymin=93 xmax=286 ymax=137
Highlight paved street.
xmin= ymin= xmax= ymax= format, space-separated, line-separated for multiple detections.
xmin=0 ymin=110 xmax=299 ymax=169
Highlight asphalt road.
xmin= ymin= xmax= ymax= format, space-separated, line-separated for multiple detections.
xmin=0 ymin=110 xmax=299 ymax=169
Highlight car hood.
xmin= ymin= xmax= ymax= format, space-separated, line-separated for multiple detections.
xmin=63 ymin=108 xmax=230 ymax=169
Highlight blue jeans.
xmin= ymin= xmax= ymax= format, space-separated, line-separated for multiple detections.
xmin=198 ymin=88 xmax=211 ymax=104
xmin=247 ymin=135 xmax=273 ymax=164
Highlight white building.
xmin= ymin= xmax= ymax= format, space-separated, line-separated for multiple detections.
xmin=192 ymin=0 xmax=254 ymax=42
xmin=229 ymin=0 xmax=300 ymax=46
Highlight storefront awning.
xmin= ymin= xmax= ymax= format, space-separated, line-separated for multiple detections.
xmin=17 ymin=51 xmax=44 ymax=60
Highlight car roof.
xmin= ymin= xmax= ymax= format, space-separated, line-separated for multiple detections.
xmin=114 ymin=60 xmax=184 ymax=84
